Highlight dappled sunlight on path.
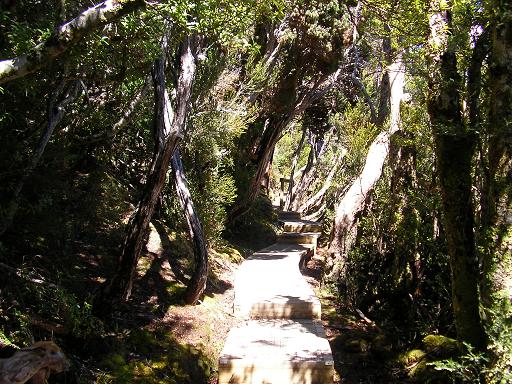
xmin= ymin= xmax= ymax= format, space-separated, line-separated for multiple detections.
xmin=218 ymin=211 xmax=334 ymax=384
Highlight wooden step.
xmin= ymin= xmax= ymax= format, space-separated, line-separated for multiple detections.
xmin=277 ymin=232 xmax=320 ymax=245
xmin=235 ymin=284 xmax=321 ymax=320
xmin=234 ymin=244 xmax=320 ymax=319
xmin=278 ymin=210 xmax=301 ymax=220
xmin=281 ymin=219 xmax=322 ymax=233
xmin=218 ymin=319 xmax=334 ymax=384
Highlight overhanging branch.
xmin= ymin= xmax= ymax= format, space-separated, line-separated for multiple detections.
xmin=0 ymin=0 xmax=146 ymax=84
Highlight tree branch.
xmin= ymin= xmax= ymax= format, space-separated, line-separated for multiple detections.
xmin=0 ymin=0 xmax=145 ymax=84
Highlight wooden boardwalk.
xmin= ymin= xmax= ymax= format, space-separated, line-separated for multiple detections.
xmin=218 ymin=211 xmax=334 ymax=384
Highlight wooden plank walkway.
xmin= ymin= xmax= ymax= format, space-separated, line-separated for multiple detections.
xmin=218 ymin=211 xmax=334 ymax=384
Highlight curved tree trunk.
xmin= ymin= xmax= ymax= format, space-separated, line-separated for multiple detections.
xmin=0 ymin=0 xmax=145 ymax=84
xmin=291 ymin=128 xmax=336 ymax=211
xmin=94 ymin=35 xmax=199 ymax=313
xmin=171 ymin=149 xmax=209 ymax=305
xmin=289 ymin=144 xmax=316 ymax=211
xmin=327 ymin=57 xmax=404 ymax=282
xmin=228 ymin=67 xmax=343 ymax=223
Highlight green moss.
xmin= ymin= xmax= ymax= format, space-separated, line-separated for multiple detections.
xmin=423 ymin=334 xmax=461 ymax=358
xmin=409 ymin=359 xmax=428 ymax=378
xmin=210 ymin=243 xmax=244 ymax=264
xmin=400 ymin=349 xmax=426 ymax=366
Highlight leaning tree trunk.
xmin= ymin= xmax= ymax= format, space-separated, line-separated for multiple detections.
xmin=94 ymin=36 xmax=198 ymax=313
xmin=326 ymin=57 xmax=405 ymax=282
xmin=291 ymin=127 xmax=336 ymax=211
xmin=228 ymin=114 xmax=294 ymax=222
xmin=0 ymin=80 xmax=80 ymax=236
xmin=427 ymin=3 xmax=487 ymax=351
xmin=290 ymin=144 xmax=316 ymax=211
xmin=171 ymin=149 xmax=209 ymax=305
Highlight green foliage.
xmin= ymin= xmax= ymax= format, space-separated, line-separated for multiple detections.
xmin=286 ymin=0 xmax=348 ymax=74
xmin=1 ymin=273 xmax=104 ymax=345
xmin=484 ymin=294 xmax=512 ymax=383
xmin=430 ymin=343 xmax=488 ymax=383
xmin=165 ymin=60 xmax=252 ymax=243
xmin=332 ymin=103 xmax=378 ymax=172
xmin=0 ymin=3 xmax=55 ymax=56
xmin=27 ymin=282 xmax=104 ymax=339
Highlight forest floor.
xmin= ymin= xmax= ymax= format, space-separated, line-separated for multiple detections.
xmin=80 ymin=227 xmax=407 ymax=384
xmin=124 ymin=231 xmax=406 ymax=384
xmin=1 ymin=220 xmax=408 ymax=384
xmin=302 ymin=248 xmax=406 ymax=384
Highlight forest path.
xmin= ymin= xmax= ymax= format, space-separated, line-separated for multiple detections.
xmin=218 ymin=211 xmax=334 ymax=384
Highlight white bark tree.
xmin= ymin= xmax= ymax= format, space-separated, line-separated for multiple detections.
xmin=0 ymin=0 xmax=145 ymax=84
xmin=327 ymin=57 xmax=405 ymax=281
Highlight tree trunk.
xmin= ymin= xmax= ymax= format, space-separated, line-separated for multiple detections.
xmin=0 ymin=0 xmax=145 ymax=84
xmin=228 ymin=67 xmax=343 ymax=223
xmin=376 ymin=35 xmax=392 ymax=126
xmin=387 ymin=130 xmax=419 ymax=293
xmin=299 ymin=147 xmax=346 ymax=215
xmin=290 ymin=143 xmax=316 ymax=211
xmin=284 ymin=126 xmax=307 ymax=209
xmin=171 ymin=149 xmax=209 ymax=305
xmin=291 ymin=128 xmax=336 ymax=211
xmin=0 ymin=80 xmax=80 ymax=236
xmin=229 ymin=114 xmax=293 ymax=221
xmin=480 ymin=3 xmax=512 ymax=306
xmin=94 ymin=36 xmax=198 ymax=313
xmin=327 ymin=57 xmax=405 ymax=282
xmin=427 ymin=4 xmax=487 ymax=350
